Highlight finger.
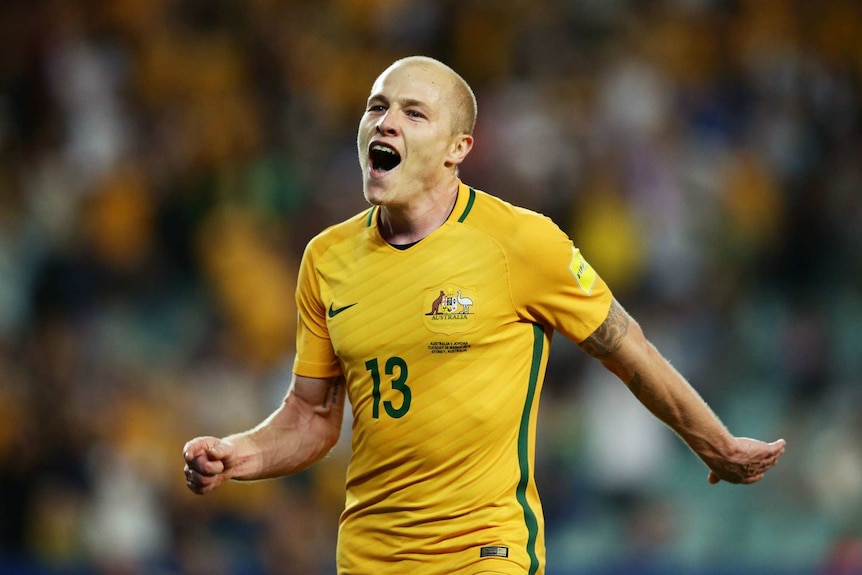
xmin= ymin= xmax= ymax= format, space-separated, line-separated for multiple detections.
xmin=759 ymin=444 xmax=787 ymax=467
xmin=192 ymin=483 xmax=215 ymax=495
xmin=183 ymin=438 xmax=212 ymax=462
xmin=187 ymin=477 xmax=215 ymax=495
xmin=185 ymin=467 xmax=203 ymax=493
xmin=183 ymin=444 xmax=199 ymax=463
xmin=741 ymin=473 xmax=765 ymax=485
xmin=185 ymin=467 xmax=220 ymax=494
xmin=183 ymin=437 xmax=228 ymax=461
xmin=189 ymin=454 xmax=225 ymax=476
xmin=760 ymin=453 xmax=782 ymax=470
xmin=771 ymin=439 xmax=787 ymax=457
xmin=206 ymin=443 xmax=225 ymax=459
xmin=762 ymin=439 xmax=786 ymax=457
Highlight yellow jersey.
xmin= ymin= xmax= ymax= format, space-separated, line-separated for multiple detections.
xmin=294 ymin=182 xmax=613 ymax=575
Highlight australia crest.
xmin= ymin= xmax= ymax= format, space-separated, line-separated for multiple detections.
xmin=423 ymin=285 xmax=477 ymax=335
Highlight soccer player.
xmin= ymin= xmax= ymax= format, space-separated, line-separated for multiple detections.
xmin=183 ymin=56 xmax=786 ymax=575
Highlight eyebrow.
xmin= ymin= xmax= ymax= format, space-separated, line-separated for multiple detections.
xmin=400 ymin=98 xmax=430 ymax=109
xmin=367 ymin=95 xmax=431 ymax=111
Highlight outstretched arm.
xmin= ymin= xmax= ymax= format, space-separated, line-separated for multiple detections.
xmin=579 ymin=299 xmax=786 ymax=484
xmin=183 ymin=374 xmax=346 ymax=494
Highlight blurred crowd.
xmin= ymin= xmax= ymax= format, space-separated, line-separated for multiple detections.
xmin=1 ymin=0 xmax=861 ymax=574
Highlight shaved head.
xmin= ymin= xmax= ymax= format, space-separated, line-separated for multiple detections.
xmin=358 ymin=55 xmax=477 ymax=210
xmin=384 ymin=56 xmax=477 ymax=136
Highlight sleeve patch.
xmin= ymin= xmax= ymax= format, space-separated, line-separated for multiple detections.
xmin=568 ymin=248 xmax=597 ymax=295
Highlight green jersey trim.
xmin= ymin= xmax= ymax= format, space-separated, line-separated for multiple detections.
xmin=516 ymin=323 xmax=543 ymax=574
xmin=458 ymin=187 xmax=477 ymax=222
xmin=363 ymin=187 xmax=473 ymax=227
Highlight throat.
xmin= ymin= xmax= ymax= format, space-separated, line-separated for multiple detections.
xmin=378 ymin=190 xmax=458 ymax=245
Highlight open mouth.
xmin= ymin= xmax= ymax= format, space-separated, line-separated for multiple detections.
xmin=369 ymin=144 xmax=401 ymax=173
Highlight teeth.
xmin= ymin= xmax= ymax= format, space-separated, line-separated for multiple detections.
xmin=372 ymin=145 xmax=397 ymax=155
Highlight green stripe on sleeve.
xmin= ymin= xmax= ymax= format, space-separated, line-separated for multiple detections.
xmin=516 ymin=323 xmax=544 ymax=574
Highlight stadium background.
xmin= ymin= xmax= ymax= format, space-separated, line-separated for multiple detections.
xmin=0 ymin=0 xmax=860 ymax=574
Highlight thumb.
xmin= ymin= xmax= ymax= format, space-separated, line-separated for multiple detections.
xmin=708 ymin=470 xmax=721 ymax=485
xmin=183 ymin=437 xmax=230 ymax=463
xmin=206 ymin=439 xmax=234 ymax=462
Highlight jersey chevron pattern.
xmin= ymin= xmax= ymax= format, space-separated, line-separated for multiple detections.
xmin=294 ymin=182 xmax=613 ymax=575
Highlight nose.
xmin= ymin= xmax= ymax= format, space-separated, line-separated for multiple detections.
xmin=376 ymin=108 xmax=400 ymax=136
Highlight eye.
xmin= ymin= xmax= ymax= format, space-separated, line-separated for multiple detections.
xmin=368 ymin=104 xmax=386 ymax=113
xmin=406 ymin=110 xmax=425 ymax=119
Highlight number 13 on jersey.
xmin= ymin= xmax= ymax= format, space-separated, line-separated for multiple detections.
xmin=365 ymin=357 xmax=412 ymax=419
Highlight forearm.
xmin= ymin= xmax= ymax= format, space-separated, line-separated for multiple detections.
xmin=579 ymin=299 xmax=786 ymax=484
xmin=603 ymin=335 xmax=737 ymax=465
xmin=223 ymin=380 xmax=344 ymax=481
xmin=580 ymin=300 xmax=737 ymax=464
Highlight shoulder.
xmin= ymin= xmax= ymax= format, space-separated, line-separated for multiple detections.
xmin=460 ymin=187 xmax=569 ymax=247
xmin=304 ymin=208 xmax=374 ymax=257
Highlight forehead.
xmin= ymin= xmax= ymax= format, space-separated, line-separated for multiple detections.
xmin=368 ymin=63 xmax=452 ymax=105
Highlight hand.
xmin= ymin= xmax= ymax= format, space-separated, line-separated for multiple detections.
xmin=706 ymin=437 xmax=786 ymax=485
xmin=183 ymin=436 xmax=236 ymax=495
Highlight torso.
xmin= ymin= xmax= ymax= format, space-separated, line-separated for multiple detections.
xmin=294 ymin=182 xmax=612 ymax=574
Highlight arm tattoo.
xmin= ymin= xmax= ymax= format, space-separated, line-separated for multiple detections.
xmin=323 ymin=379 xmax=341 ymax=408
xmin=628 ymin=371 xmax=644 ymax=398
xmin=578 ymin=299 xmax=630 ymax=359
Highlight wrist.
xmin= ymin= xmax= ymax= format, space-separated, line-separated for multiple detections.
xmin=698 ymin=433 xmax=740 ymax=467
xmin=219 ymin=434 xmax=265 ymax=481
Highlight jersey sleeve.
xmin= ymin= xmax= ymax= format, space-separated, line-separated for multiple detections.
xmin=293 ymin=240 xmax=343 ymax=378
xmin=508 ymin=212 xmax=613 ymax=343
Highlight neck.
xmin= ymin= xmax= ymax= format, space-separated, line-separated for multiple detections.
xmin=378 ymin=182 xmax=460 ymax=245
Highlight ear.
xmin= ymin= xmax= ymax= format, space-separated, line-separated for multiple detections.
xmin=445 ymin=134 xmax=474 ymax=168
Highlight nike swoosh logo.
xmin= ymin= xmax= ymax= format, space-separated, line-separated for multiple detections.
xmin=328 ymin=302 xmax=358 ymax=318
